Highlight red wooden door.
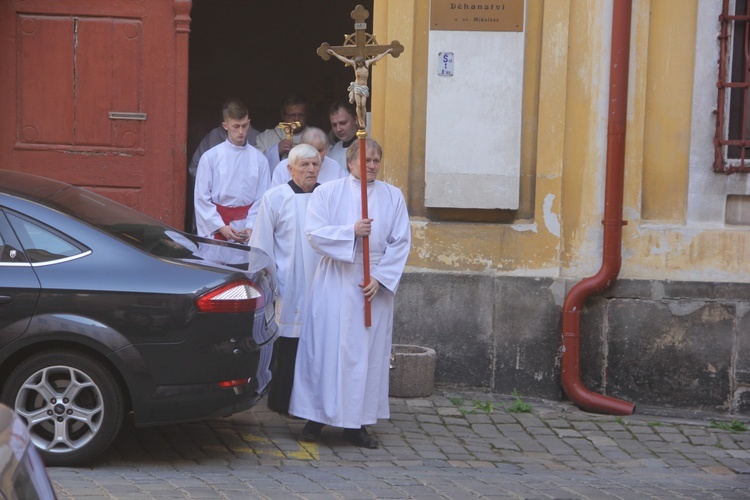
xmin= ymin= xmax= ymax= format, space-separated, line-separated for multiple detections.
xmin=0 ymin=0 xmax=190 ymax=228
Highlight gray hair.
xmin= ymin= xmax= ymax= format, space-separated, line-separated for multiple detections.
xmin=345 ymin=138 xmax=382 ymax=171
xmin=288 ymin=143 xmax=321 ymax=167
xmin=301 ymin=126 xmax=328 ymax=148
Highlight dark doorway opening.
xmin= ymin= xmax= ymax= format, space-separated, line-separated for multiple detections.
xmin=185 ymin=0 xmax=374 ymax=230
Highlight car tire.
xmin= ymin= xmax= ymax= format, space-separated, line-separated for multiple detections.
xmin=0 ymin=350 xmax=124 ymax=467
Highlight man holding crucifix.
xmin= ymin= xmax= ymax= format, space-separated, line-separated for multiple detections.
xmin=289 ymin=138 xmax=410 ymax=449
xmin=288 ymin=4 xmax=409 ymax=449
xmin=287 ymin=6 xmax=408 ymax=449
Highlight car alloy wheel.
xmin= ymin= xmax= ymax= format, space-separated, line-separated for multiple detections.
xmin=1 ymin=350 xmax=124 ymax=467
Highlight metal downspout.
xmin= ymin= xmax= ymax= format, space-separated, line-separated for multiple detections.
xmin=560 ymin=0 xmax=636 ymax=415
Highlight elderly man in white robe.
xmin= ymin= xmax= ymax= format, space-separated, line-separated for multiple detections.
xmin=289 ymin=138 xmax=411 ymax=449
xmin=248 ymin=144 xmax=322 ymax=414
xmin=194 ymin=99 xmax=270 ymax=247
xmin=270 ymin=127 xmax=346 ymax=187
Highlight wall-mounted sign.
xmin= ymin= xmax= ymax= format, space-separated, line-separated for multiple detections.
xmin=430 ymin=0 xmax=524 ymax=32
xmin=438 ymin=52 xmax=454 ymax=76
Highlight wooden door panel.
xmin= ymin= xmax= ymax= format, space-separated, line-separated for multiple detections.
xmin=77 ymin=18 xmax=144 ymax=149
xmin=19 ymin=16 xmax=145 ymax=151
xmin=1 ymin=0 xmax=188 ymax=228
xmin=18 ymin=16 xmax=75 ymax=145
xmin=75 ymin=19 xmax=112 ymax=146
xmin=110 ymin=20 xmax=144 ymax=150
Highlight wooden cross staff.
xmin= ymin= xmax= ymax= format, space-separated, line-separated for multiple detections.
xmin=317 ymin=5 xmax=403 ymax=327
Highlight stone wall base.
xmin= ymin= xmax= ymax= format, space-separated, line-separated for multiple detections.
xmin=393 ymin=270 xmax=750 ymax=415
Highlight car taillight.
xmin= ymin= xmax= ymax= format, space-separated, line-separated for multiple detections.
xmin=218 ymin=378 xmax=251 ymax=388
xmin=195 ymin=280 xmax=264 ymax=313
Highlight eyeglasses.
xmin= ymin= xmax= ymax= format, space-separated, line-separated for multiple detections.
xmin=283 ymin=112 xmax=306 ymax=120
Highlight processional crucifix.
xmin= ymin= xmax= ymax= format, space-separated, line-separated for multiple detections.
xmin=317 ymin=5 xmax=403 ymax=327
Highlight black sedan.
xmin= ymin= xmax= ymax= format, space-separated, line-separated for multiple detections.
xmin=0 ymin=403 xmax=56 ymax=498
xmin=0 ymin=170 xmax=278 ymax=466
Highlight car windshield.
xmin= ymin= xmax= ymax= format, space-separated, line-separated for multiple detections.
xmin=45 ymin=186 xmax=255 ymax=266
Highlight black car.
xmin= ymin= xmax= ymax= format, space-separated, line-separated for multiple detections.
xmin=0 ymin=170 xmax=278 ymax=466
xmin=0 ymin=403 xmax=56 ymax=499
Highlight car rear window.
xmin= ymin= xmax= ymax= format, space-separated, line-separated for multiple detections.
xmin=47 ymin=187 xmax=198 ymax=259
xmin=46 ymin=186 xmax=255 ymax=267
xmin=6 ymin=212 xmax=87 ymax=264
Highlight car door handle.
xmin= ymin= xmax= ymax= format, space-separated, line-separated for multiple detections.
xmin=0 ymin=295 xmax=12 ymax=305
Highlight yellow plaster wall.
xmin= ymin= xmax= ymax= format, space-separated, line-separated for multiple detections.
xmin=640 ymin=0 xmax=696 ymax=223
xmin=559 ymin=1 xmax=609 ymax=275
xmin=372 ymin=0 xmax=749 ymax=282
xmin=622 ymin=226 xmax=750 ymax=282
xmin=622 ymin=0 xmax=649 ymax=227
xmin=371 ymin=0 xmax=415 ymax=193
xmin=374 ymin=0 xmax=561 ymax=274
xmin=617 ymin=0 xmax=750 ymax=281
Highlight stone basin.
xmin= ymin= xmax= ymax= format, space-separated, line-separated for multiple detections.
xmin=389 ymin=344 xmax=436 ymax=398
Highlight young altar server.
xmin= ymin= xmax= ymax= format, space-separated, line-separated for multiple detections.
xmin=194 ymin=98 xmax=269 ymax=243
xmin=289 ymin=138 xmax=411 ymax=449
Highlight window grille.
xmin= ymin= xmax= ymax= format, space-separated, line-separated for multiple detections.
xmin=715 ymin=0 xmax=750 ymax=173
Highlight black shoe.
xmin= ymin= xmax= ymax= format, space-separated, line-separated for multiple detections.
xmin=301 ymin=420 xmax=325 ymax=442
xmin=342 ymin=426 xmax=379 ymax=449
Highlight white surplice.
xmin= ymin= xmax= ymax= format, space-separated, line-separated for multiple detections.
xmin=249 ymin=182 xmax=321 ymax=339
xmin=289 ymin=175 xmax=411 ymax=428
xmin=327 ymin=139 xmax=353 ymax=172
xmin=194 ymin=139 xmax=270 ymax=239
xmin=270 ymin=156 xmax=346 ymax=188
xmin=188 ymin=125 xmax=261 ymax=180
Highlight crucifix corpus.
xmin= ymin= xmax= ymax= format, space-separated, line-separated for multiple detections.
xmin=317 ymin=4 xmax=403 ymax=327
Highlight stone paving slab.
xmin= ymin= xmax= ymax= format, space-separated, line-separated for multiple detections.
xmin=48 ymin=389 xmax=750 ymax=499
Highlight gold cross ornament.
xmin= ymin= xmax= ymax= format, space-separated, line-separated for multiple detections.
xmin=278 ymin=121 xmax=300 ymax=140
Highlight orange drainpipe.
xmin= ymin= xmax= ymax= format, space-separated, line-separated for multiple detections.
xmin=560 ymin=0 xmax=636 ymax=416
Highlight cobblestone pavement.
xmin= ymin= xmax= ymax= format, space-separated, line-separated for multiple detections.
xmin=48 ymin=389 xmax=750 ymax=499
